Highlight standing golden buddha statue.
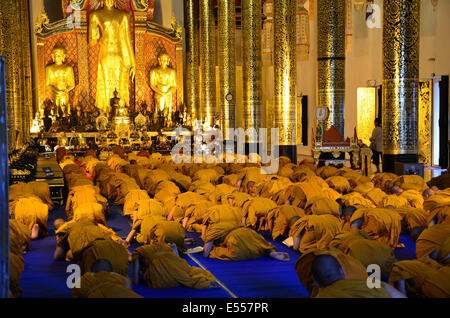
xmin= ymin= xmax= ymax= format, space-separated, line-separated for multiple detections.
xmin=45 ymin=47 xmax=75 ymax=117
xmin=89 ymin=0 xmax=136 ymax=118
xmin=150 ymin=53 xmax=177 ymax=128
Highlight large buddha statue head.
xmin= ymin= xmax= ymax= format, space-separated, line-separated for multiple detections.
xmin=158 ymin=53 xmax=171 ymax=69
xmin=51 ymin=46 xmax=66 ymax=65
xmin=101 ymin=0 xmax=116 ymax=9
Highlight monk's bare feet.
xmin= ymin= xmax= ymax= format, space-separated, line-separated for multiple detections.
xmin=209 ymin=281 xmax=221 ymax=289
xmin=168 ymin=243 xmax=179 ymax=256
xmin=269 ymin=251 xmax=290 ymax=262
xmin=184 ymin=238 xmax=195 ymax=245
xmin=31 ymin=224 xmax=39 ymax=239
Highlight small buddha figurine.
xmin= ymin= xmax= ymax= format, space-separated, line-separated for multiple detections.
xmin=110 ymin=89 xmax=121 ymax=119
xmin=150 ymin=53 xmax=177 ymax=128
xmin=45 ymin=46 xmax=75 ymax=117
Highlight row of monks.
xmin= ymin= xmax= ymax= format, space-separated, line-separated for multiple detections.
xmin=7 ymin=147 xmax=450 ymax=298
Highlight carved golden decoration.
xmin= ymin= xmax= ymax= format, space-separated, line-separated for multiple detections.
xmin=356 ymin=87 xmax=376 ymax=146
xmin=218 ymin=0 xmax=237 ymax=141
xmin=199 ymin=0 xmax=217 ymax=127
xmin=418 ymin=80 xmax=432 ymax=166
xmin=184 ymin=0 xmax=199 ymax=120
xmin=274 ymin=0 xmax=297 ymax=146
xmin=317 ymin=0 xmax=346 ymax=138
xmin=382 ymin=0 xmax=420 ymax=155
xmin=242 ymin=0 xmax=262 ymax=139
xmin=1 ymin=0 xmax=33 ymax=152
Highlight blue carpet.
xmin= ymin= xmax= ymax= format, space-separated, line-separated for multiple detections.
xmin=19 ymin=201 xmax=417 ymax=298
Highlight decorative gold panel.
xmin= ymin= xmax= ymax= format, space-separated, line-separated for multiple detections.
xmin=184 ymin=0 xmax=199 ymax=120
xmin=382 ymin=0 xmax=420 ymax=155
xmin=317 ymin=0 xmax=346 ymax=138
xmin=242 ymin=0 xmax=262 ymax=137
xmin=357 ymin=87 xmax=376 ymax=146
xmin=218 ymin=0 xmax=236 ymax=140
xmin=274 ymin=0 xmax=297 ymax=146
xmin=418 ymin=80 xmax=432 ymax=166
xmin=199 ymin=0 xmax=217 ymax=126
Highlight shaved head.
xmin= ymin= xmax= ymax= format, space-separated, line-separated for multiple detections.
xmin=311 ymin=254 xmax=345 ymax=288
xmin=91 ymin=259 xmax=113 ymax=273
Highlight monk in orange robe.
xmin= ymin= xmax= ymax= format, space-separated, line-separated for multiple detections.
xmin=131 ymin=242 xmax=218 ymax=289
xmin=309 ymin=254 xmax=405 ymax=298
xmin=389 ymin=258 xmax=450 ymax=298
xmin=71 ymin=259 xmax=142 ymax=298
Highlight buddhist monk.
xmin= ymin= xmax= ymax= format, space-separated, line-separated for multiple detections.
xmin=266 ymin=205 xmax=306 ymax=241
xmin=53 ymin=218 xmax=127 ymax=262
xmin=71 ymin=259 xmax=142 ymax=298
xmin=310 ymin=254 xmax=405 ymax=298
xmin=415 ymin=223 xmax=450 ymax=260
xmin=389 ymin=258 xmax=450 ymax=298
xmin=203 ymin=221 xmax=290 ymax=262
xmin=341 ymin=206 xmax=402 ymax=248
xmin=289 ymin=214 xmax=342 ymax=253
xmin=131 ymin=242 xmax=219 ymax=289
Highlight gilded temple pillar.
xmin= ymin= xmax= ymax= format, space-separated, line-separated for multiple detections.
xmin=184 ymin=0 xmax=199 ymax=120
xmin=0 ymin=0 xmax=33 ymax=152
xmin=242 ymin=0 xmax=262 ymax=149
xmin=317 ymin=0 xmax=346 ymax=138
xmin=218 ymin=0 xmax=237 ymax=142
xmin=274 ymin=0 xmax=297 ymax=164
xmin=382 ymin=0 xmax=420 ymax=172
xmin=199 ymin=0 xmax=217 ymax=127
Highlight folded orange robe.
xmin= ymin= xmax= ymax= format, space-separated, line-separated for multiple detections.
xmin=340 ymin=192 xmax=376 ymax=209
xmin=132 ymin=243 xmax=216 ymax=289
xmin=71 ymin=271 xmax=142 ymax=298
xmin=289 ymin=215 xmax=342 ymax=253
xmin=399 ymin=189 xmax=424 ymax=209
xmin=424 ymin=193 xmax=450 ymax=225
xmin=363 ymin=188 xmax=387 ymax=207
xmin=9 ymin=219 xmax=31 ymax=254
xmin=380 ymin=195 xmax=411 ymax=209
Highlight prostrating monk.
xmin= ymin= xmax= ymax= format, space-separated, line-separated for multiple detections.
xmin=392 ymin=174 xmax=429 ymax=193
xmin=123 ymin=189 xmax=150 ymax=217
xmin=372 ymin=172 xmax=399 ymax=193
xmin=242 ymin=197 xmax=278 ymax=231
xmin=294 ymin=248 xmax=368 ymax=298
xmin=341 ymin=206 xmax=403 ymax=248
xmin=325 ymin=176 xmax=351 ymax=194
xmin=304 ymin=196 xmax=340 ymax=218
xmin=166 ymin=192 xmax=209 ymax=222
xmin=11 ymin=196 xmax=49 ymax=239
xmin=289 ymin=214 xmax=342 ymax=253
xmin=423 ymin=189 xmax=450 ymax=226
xmin=131 ymin=242 xmax=218 ymax=289
xmin=53 ymin=218 xmax=127 ymax=262
xmin=329 ymin=230 xmax=396 ymax=278
xmin=203 ymin=221 xmax=290 ymax=262
xmin=426 ymin=170 xmax=450 ymax=190
xmin=71 ymin=259 xmax=142 ymax=298
xmin=266 ymin=205 xmax=306 ymax=241
xmin=415 ymin=224 xmax=450 ymax=260
xmin=389 ymin=258 xmax=450 ymax=298
xmin=310 ymin=254 xmax=405 ymax=298
xmin=78 ymin=238 xmax=130 ymax=276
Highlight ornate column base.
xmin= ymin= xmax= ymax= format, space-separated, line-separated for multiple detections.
xmin=382 ymin=154 xmax=419 ymax=174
